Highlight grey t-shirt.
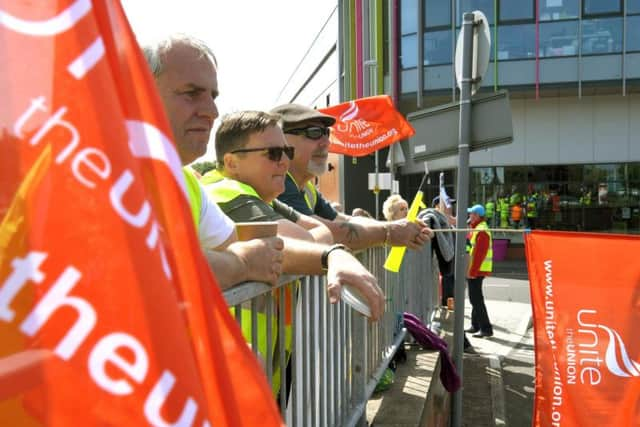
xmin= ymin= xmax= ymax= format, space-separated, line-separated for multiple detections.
xmin=218 ymin=194 xmax=299 ymax=223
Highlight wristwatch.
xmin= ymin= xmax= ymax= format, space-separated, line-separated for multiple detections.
xmin=321 ymin=244 xmax=350 ymax=270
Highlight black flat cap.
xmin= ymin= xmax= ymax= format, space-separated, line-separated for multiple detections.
xmin=270 ymin=103 xmax=336 ymax=130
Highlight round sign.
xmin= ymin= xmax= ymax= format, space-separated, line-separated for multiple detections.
xmin=454 ymin=10 xmax=491 ymax=96
xmin=480 ymin=168 xmax=494 ymax=184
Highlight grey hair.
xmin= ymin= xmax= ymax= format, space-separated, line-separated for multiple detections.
xmin=142 ymin=34 xmax=217 ymax=78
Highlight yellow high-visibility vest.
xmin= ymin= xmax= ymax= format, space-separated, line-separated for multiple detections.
xmin=485 ymin=201 xmax=495 ymax=218
xmin=467 ymin=221 xmax=493 ymax=273
xmin=287 ymin=172 xmax=317 ymax=211
xmin=202 ymin=169 xmax=293 ymax=394
xmin=183 ymin=167 xmax=202 ymax=226
xmin=201 ymin=169 xmax=262 ymax=202
xmin=526 ymin=194 xmax=538 ymax=218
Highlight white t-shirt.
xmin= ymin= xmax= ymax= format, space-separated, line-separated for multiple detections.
xmin=197 ymin=181 xmax=235 ymax=249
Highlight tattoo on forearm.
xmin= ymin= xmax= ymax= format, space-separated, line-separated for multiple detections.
xmin=339 ymin=220 xmax=361 ymax=243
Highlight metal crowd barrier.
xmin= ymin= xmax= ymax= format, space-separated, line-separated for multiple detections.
xmin=222 ymin=244 xmax=437 ymax=426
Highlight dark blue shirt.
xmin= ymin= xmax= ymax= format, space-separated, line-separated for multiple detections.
xmin=278 ymin=174 xmax=338 ymax=220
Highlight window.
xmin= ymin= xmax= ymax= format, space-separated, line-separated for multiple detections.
xmin=628 ymin=16 xmax=640 ymax=52
xmin=630 ymin=0 xmax=640 ymax=14
xmin=581 ymin=18 xmax=622 ymax=55
xmin=425 ymin=0 xmax=451 ymax=28
xmin=540 ymin=21 xmax=579 ymax=57
xmin=455 ymin=0 xmax=494 ymax=25
xmin=583 ymin=0 xmax=622 ymax=16
xmin=497 ymin=24 xmax=535 ymax=60
xmin=401 ymin=34 xmax=418 ymax=68
xmin=453 ymin=26 xmax=495 ymax=60
xmin=401 ymin=0 xmax=418 ymax=34
xmin=469 ymin=163 xmax=640 ymax=234
xmin=628 ymin=164 xmax=640 ymax=182
xmin=499 ymin=0 xmax=534 ymax=22
xmin=539 ymin=0 xmax=579 ymax=21
xmin=424 ymin=30 xmax=453 ymax=65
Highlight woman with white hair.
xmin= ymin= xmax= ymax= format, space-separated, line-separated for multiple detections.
xmin=382 ymin=194 xmax=408 ymax=221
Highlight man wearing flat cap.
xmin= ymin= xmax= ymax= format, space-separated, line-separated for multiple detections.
xmin=271 ymin=103 xmax=433 ymax=251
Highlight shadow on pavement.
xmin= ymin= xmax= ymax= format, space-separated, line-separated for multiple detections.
xmin=462 ymin=355 xmax=493 ymax=427
xmin=502 ymin=352 xmax=535 ymax=426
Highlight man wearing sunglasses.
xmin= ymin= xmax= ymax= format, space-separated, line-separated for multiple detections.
xmin=201 ymin=110 xmax=385 ymax=321
xmin=143 ymin=35 xmax=284 ymax=289
xmin=271 ymin=103 xmax=433 ymax=251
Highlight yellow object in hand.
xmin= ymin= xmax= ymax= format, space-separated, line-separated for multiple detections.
xmin=384 ymin=190 xmax=426 ymax=272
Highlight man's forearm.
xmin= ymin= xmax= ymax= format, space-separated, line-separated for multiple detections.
xmin=204 ymin=249 xmax=247 ymax=290
xmin=296 ymin=214 xmax=334 ymax=244
xmin=313 ymin=215 xmax=384 ymax=250
xmin=281 ymin=237 xmax=326 ymax=274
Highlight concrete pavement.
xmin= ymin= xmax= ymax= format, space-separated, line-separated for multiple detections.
xmin=366 ymin=270 xmax=535 ymax=427
xmin=460 ymin=275 xmax=535 ymax=427
xmin=463 ymin=298 xmax=532 ymax=358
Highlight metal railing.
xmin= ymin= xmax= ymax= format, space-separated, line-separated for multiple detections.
xmin=222 ymin=244 xmax=438 ymax=426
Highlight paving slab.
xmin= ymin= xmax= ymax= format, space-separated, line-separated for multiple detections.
xmin=461 ymin=355 xmax=493 ymax=427
xmin=366 ymin=347 xmax=444 ymax=427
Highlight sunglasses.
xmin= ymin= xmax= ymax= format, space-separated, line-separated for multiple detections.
xmin=284 ymin=126 xmax=330 ymax=140
xmin=230 ymin=145 xmax=295 ymax=162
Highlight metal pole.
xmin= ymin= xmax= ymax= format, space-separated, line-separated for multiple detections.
xmin=417 ymin=0 xmax=424 ymax=108
xmin=337 ymin=1 xmax=347 ymax=209
xmin=364 ymin=58 xmax=379 ymax=218
xmin=451 ymin=12 xmax=475 ymax=427
xmin=388 ymin=0 xmax=397 ymax=185
xmin=375 ymin=150 xmax=380 ymax=218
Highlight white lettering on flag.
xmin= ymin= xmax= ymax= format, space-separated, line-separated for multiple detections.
xmin=0 ymin=0 xmax=91 ymax=36
xmin=68 ymin=36 xmax=105 ymax=79
xmin=126 ymin=120 xmax=188 ymax=201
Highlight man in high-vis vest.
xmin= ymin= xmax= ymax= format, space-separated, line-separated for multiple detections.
xmin=526 ymin=191 xmax=539 ymax=229
xmin=271 ymin=104 xmax=434 ymax=251
xmin=202 ymin=110 xmax=385 ymax=320
xmin=465 ymin=204 xmax=494 ymax=338
xmin=498 ymin=196 xmax=510 ymax=229
xmin=201 ymin=111 xmax=386 ymax=396
xmin=510 ymin=202 xmax=523 ymax=229
xmin=143 ymin=35 xmax=284 ymax=289
xmin=485 ymin=198 xmax=496 ymax=228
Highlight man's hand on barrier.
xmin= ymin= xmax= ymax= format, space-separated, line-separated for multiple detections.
xmin=227 ymin=237 xmax=284 ymax=286
xmin=325 ymin=250 xmax=385 ymax=321
xmin=388 ymin=219 xmax=434 ymax=250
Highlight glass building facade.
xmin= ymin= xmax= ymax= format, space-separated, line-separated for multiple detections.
xmin=467 ymin=163 xmax=640 ymax=234
xmin=402 ymin=0 xmax=640 ymax=69
xmin=394 ymin=0 xmax=640 ymax=235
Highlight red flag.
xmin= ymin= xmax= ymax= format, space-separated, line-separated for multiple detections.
xmin=526 ymin=231 xmax=640 ymax=427
xmin=320 ymin=95 xmax=415 ymax=157
xmin=0 ymin=1 xmax=282 ymax=426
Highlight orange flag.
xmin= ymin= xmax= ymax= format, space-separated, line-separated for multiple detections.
xmin=0 ymin=1 xmax=283 ymax=426
xmin=320 ymin=95 xmax=415 ymax=157
xmin=526 ymin=231 xmax=640 ymax=427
